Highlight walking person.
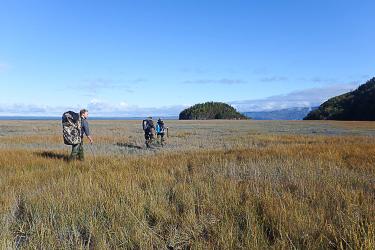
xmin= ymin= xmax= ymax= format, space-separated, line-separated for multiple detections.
xmin=156 ymin=118 xmax=167 ymax=146
xmin=142 ymin=117 xmax=155 ymax=148
xmin=70 ymin=109 xmax=93 ymax=161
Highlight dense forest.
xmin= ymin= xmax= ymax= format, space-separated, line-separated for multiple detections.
xmin=179 ymin=102 xmax=248 ymax=120
xmin=304 ymin=77 xmax=375 ymax=121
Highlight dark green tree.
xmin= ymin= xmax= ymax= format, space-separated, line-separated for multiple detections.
xmin=179 ymin=102 xmax=249 ymax=120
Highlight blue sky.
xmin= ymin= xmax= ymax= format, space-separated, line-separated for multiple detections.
xmin=0 ymin=0 xmax=374 ymax=116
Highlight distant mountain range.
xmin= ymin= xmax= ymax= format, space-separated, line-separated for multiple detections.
xmin=304 ymin=77 xmax=375 ymax=120
xmin=243 ymin=107 xmax=318 ymax=120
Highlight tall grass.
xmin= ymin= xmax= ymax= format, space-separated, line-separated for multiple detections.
xmin=0 ymin=121 xmax=374 ymax=249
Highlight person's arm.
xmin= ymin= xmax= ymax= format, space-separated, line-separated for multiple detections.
xmin=82 ymin=120 xmax=93 ymax=143
xmin=87 ymin=135 xmax=93 ymax=144
xmin=142 ymin=120 xmax=146 ymax=131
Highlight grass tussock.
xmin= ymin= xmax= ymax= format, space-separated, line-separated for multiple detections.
xmin=0 ymin=120 xmax=374 ymax=249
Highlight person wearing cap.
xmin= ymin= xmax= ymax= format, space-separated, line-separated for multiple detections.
xmin=142 ymin=116 xmax=155 ymax=148
xmin=70 ymin=109 xmax=93 ymax=160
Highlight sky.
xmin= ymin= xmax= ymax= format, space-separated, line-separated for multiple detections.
xmin=0 ymin=0 xmax=374 ymax=116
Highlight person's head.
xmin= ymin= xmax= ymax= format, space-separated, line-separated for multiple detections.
xmin=158 ymin=118 xmax=163 ymax=124
xmin=80 ymin=109 xmax=89 ymax=118
xmin=147 ymin=116 xmax=152 ymax=120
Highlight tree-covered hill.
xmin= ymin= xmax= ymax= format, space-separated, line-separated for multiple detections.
xmin=179 ymin=102 xmax=249 ymax=120
xmin=304 ymin=77 xmax=375 ymax=120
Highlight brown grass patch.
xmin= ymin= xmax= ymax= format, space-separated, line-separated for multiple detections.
xmin=0 ymin=120 xmax=374 ymax=249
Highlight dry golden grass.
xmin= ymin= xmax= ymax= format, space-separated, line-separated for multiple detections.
xmin=0 ymin=120 xmax=374 ymax=249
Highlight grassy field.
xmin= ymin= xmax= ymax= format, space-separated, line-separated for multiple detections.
xmin=0 ymin=120 xmax=374 ymax=249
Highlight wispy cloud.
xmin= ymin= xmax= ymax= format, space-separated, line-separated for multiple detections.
xmin=309 ymin=76 xmax=337 ymax=83
xmin=260 ymin=76 xmax=288 ymax=82
xmin=231 ymin=82 xmax=360 ymax=112
xmin=80 ymin=77 xmax=137 ymax=94
xmin=183 ymin=78 xmax=247 ymax=85
xmin=180 ymin=67 xmax=237 ymax=74
xmin=0 ymin=103 xmax=80 ymax=116
xmin=129 ymin=78 xmax=147 ymax=84
xmin=180 ymin=67 xmax=209 ymax=74
xmin=252 ymin=67 xmax=269 ymax=75
xmin=86 ymin=99 xmax=186 ymax=117
xmin=0 ymin=100 xmax=186 ymax=117
xmin=360 ymin=74 xmax=371 ymax=79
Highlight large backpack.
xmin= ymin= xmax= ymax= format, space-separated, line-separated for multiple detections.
xmin=62 ymin=111 xmax=81 ymax=145
xmin=142 ymin=119 xmax=154 ymax=132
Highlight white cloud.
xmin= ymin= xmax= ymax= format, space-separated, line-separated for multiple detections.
xmin=183 ymin=78 xmax=247 ymax=85
xmin=0 ymin=82 xmax=363 ymax=116
xmin=119 ymin=101 xmax=130 ymax=108
xmin=85 ymin=100 xmax=186 ymax=117
xmin=0 ymin=103 xmax=80 ymax=116
xmin=231 ymin=82 xmax=360 ymax=112
xmin=0 ymin=101 xmax=187 ymax=117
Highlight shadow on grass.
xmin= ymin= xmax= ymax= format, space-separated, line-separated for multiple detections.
xmin=35 ymin=151 xmax=69 ymax=161
xmin=116 ymin=142 xmax=143 ymax=149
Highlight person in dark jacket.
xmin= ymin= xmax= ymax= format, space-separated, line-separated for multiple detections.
xmin=70 ymin=109 xmax=93 ymax=161
xmin=142 ymin=117 xmax=155 ymax=148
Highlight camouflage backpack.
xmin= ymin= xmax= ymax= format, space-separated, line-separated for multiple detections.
xmin=62 ymin=111 xmax=81 ymax=145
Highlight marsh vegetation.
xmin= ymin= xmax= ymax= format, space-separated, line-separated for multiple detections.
xmin=0 ymin=120 xmax=374 ymax=249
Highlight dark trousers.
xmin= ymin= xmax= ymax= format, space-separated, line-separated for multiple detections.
xmin=70 ymin=142 xmax=84 ymax=161
xmin=144 ymin=130 xmax=154 ymax=147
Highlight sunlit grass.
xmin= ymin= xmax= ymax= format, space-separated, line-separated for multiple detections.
xmin=0 ymin=120 xmax=374 ymax=249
